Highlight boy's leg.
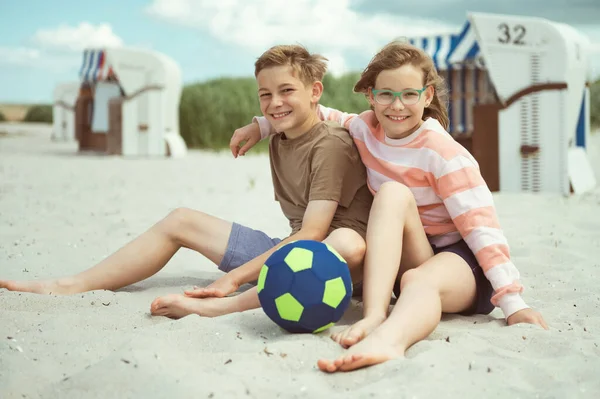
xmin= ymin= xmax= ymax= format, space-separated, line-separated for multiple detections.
xmin=0 ymin=208 xmax=233 ymax=295
xmin=318 ymin=252 xmax=477 ymax=372
xmin=150 ymin=223 xmax=282 ymax=318
xmin=150 ymin=286 xmax=261 ymax=319
xmin=150 ymin=227 xmax=362 ymax=319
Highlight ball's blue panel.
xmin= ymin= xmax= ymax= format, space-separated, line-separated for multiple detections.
xmin=292 ymin=239 xmax=328 ymax=253
xmin=289 ymin=269 xmax=325 ymax=307
xmin=260 ymin=297 xmax=282 ymax=326
xmin=299 ymin=302 xmax=337 ymax=332
xmin=310 ymin=249 xmax=350 ymax=282
xmin=259 ymin=260 xmax=295 ymax=301
xmin=332 ymin=292 xmax=352 ymax=323
xmin=264 ymin=244 xmax=295 ymax=267
xmin=278 ymin=320 xmax=312 ymax=334
xmin=343 ymin=272 xmax=353 ymax=297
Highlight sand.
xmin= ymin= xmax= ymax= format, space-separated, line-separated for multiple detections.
xmin=1 ymin=122 xmax=600 ymax=398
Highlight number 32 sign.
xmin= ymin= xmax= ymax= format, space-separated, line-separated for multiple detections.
xmin=497 ymin=23 xmax=527 ymax=45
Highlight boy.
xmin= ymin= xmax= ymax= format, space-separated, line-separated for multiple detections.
xmin=0 ymin=45 xmax=373 ymax=319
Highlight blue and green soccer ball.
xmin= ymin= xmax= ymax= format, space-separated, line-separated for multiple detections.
xmin=257 ymin=240 xmax=353 ymax=333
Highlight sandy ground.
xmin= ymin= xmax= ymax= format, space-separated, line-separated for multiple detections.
xmin=1 ymin=123 xmax=600 ymax=398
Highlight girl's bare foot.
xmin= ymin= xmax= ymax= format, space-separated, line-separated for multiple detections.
xmin=0 ymin=277 xmax=82 ymax=295
xmin=331 ymin=315 xmax=386 ymax=348
xmin=150 ymin=294 xmax=239 ymax=319
xmin=318 ymin=328 xmax=405 ymax=373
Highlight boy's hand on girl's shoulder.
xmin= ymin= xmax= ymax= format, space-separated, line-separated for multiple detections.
xmin=184 ymin=276 xmax=239 ymax=298
xmin=230 ymin=122 xmax=262 ymax=158
xmin=507 ymin=308 xmax=549 ymax=330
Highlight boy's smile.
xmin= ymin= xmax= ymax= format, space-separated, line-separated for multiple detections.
xmin=257 ymin=65 xmax=322 ymax=139
xmin=271 ymin=111 xmax=292 ymax=119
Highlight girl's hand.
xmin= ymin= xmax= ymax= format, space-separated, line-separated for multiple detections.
xmin=507 ymin=308 xmax=549 ymax=330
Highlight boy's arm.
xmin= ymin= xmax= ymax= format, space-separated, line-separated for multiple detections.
xmin=186 ymin=200 xmax=339 ymax=298
xmin=203 ymin=131 xmax=361 ymax=300
xmin=230 ymin=122 xmax=263 ymax=158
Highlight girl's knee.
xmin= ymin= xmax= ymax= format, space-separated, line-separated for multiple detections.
xmin=399 ymin=267 xmax=433 ymax=291
xmin=376 ymin=182 xmax=415 ymax=205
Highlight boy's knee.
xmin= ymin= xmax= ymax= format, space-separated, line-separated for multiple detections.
xmin=344 ymin=237 xmax=366 ymax=266
xmin=162 ymin=208 xmax=198 ymax=238
xmin=325 ymin=228 xmax=366 ymax=266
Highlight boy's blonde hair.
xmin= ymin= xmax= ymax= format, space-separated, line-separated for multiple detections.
xmin=354 ymin=41 xmax=450 ymax=130
xmin=255 ymin=45 xmax=328 ymax=86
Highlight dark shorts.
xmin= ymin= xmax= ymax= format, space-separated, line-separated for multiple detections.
xmin=393 ymin=239 xmax=495 ymax=316
xmin=219 ymin=223 xmax=282 ymax=273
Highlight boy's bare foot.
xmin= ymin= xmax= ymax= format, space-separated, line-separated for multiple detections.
xmin=0 ymin=277 xmax=81 ymax=295
xmin=150 ymin=294 xmax=239 ymax=319
xmin=317 ymin=328 xmax=405 ymax=373
xmin=331 ymin=315 xmax=386 ymax=348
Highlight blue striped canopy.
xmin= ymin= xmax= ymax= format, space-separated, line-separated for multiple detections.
xmin=79 ymin=49 xmax=106 ymax=83
xmin=408 ymin=21 xmax=481 ymax=70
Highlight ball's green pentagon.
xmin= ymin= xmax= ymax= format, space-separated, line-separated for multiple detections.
xmin=284 ymin=248 xmax=313 ymax=272
xmin=313 ymin=322 xmax=335 ymax=334
xmin=323 ymin=277 xmax=347 ymax=308
xmin=256 ymin=265 xmax=268 ymax=294
xmin=325 ymin=244 xmax=347 ymax=264
xmin=275 ymin=293 xmax=304 ymax=321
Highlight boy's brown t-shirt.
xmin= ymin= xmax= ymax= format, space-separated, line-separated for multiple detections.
xmin=269 ymin=120 xmax=373 ymax=239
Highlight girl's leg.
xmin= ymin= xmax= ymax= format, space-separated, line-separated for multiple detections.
xmin=331 ymin=182 xmax=433 ymax=347
xmin=149 ymin=227 xmax=366 ymax=319
xmin=0 ymin=208 xmax=233 ymax=295
xmin=318 ymin=251 xmax=477 ymax=372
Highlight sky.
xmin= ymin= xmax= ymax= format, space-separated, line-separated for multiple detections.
xmin=1 ymin=0 xmax=599 ymax=103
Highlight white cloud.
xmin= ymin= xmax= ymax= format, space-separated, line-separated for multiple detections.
xmin=0 ymin=23 xmax=123 ymax=70
xmin=0 ymin=46 xmax=79 ymax=71
xmin=33 ymin=22 xmax=123 ymax=52
xmin=325 ymin=53 xmax=349 ymax=77
xmin=0 ymin=47 xmax=41 ymax=66
xmin=145 ymin=0 xmax=456 ymax=61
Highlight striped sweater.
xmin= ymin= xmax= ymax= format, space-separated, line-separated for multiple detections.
xmin=256 ymin=105 xmax=529 ymax=319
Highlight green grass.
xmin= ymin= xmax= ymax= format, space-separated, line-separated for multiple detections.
xmin=23 ymin=105 xmax=53 ymax=123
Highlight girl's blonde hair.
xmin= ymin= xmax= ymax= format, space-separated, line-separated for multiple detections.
xmin=354 ymin=41 xmax=449 ymax=130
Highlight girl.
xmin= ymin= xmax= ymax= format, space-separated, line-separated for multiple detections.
xmin=233 ymin=41 xmax=548 ymax=372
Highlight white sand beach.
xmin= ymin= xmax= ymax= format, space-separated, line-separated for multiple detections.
xmin=1 ymin=123 xmax=600 ymax=398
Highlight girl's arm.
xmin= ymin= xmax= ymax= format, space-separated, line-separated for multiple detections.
xmin=435 ymin=155 xmax=529 ymax=320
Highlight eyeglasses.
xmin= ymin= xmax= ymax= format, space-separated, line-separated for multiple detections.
xmin=371 ymin=87 xmax=428 ymax=106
